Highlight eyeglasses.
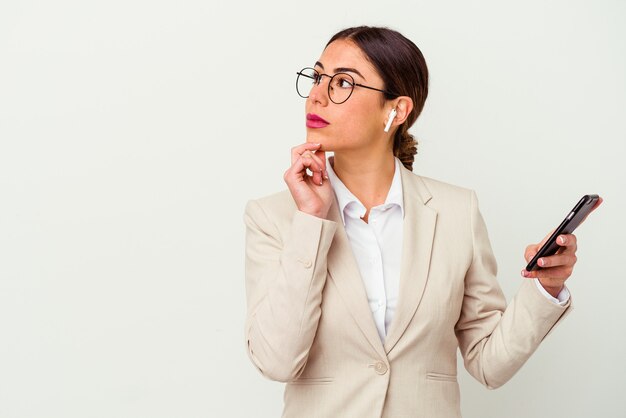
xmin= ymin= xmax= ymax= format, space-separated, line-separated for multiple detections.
xmin=296 ymin=67 xmax=397 ymax=104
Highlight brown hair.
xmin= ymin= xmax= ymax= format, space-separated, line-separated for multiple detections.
xmin=327 ymin=26 xmax=429 ymax=171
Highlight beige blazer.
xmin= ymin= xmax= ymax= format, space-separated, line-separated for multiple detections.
xmin=244 ymin=164 xmax=571 ymax=418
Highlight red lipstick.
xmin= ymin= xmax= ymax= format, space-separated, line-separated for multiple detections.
xmin=306 ymin=113 xmax=330 ymax=128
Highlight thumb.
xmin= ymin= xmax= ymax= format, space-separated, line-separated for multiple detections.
xmin=526 ymin=228 xmax=556 ymax=261
xmin=524 ymin=246 xmax=538 ymax=263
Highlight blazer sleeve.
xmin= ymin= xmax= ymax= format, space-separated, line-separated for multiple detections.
xmin=454 ymin=191 xmax=573 ymax=389
xmin=243 ymin=199 xmax=337 ymax=382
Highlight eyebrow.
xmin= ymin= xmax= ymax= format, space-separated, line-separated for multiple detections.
xmin=315 ymin=61 xmax=366 ymax=80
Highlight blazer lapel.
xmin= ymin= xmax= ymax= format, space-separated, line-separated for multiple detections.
xmin=384 ymin=168 xmax=437 ymax=354
xmin=326 ymin=197 xmax=387 ymax=360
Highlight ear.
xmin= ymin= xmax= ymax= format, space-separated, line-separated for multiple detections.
xmin=391 ymin=96 xmax=413 ymax=126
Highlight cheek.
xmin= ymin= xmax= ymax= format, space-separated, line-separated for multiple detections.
xmin=341 ymin=103 xmax=382 ymax=136
xmin=345 ymin=95 xmax=379 ymax=120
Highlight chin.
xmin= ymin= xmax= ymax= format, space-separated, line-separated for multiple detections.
xmin=306 ymin=132 xmax=334 ymax=152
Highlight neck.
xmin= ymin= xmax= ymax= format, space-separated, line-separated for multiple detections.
xmin=330 ymin=150 xmax=396 ymax=211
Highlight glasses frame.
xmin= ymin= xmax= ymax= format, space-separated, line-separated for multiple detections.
xmin=296 ymin=67 xmax=398 ymax=104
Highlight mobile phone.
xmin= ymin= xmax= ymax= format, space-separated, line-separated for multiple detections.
xmin=525 ymin=194 xmax=600 ymax=271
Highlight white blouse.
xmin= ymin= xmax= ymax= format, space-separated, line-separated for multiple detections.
xmin=326 ymin=156 xmax=404 ymax=342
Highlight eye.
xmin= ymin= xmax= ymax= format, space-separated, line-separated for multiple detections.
xmin=333 ymin=75 xmax=354 ymax=89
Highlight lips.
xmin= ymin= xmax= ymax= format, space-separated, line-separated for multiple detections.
xmin=306 ymin=113 xmax=330 ymax=128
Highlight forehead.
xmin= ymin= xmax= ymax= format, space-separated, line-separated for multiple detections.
xmin=317 ymin=39 xmax=379 ymax=79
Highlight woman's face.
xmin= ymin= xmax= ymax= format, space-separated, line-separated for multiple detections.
xmin=305 ymin=39 xmax=390 ymax=152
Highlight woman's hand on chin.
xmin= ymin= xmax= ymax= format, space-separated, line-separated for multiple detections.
xmin=284 ymin=142 xmax=334 ymax=219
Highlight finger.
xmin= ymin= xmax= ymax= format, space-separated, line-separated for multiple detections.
xmin=524 ymin=245 xmax=538 ymax=263
xmin=309 ymin=160 xmax=322 ymax=186
xmin=303 ymin=149 xmax=324 ymax=168
xmin=555 ymin=233 xmax=577 ymax=253
xmin=316 ymin=150 xmax=328 ymax=178
xmin=304 ymin=150 xmax=326 ymax=177
xmin=285 ymin=152 xmax=320 ymax=182
xmin=292 ymin=151 xmax=325 ymax=186
xmin=524 ymin=229 xmax=554 ymax=262
xmin=291 ymin=143 xmax=321 ymax=164
xmin=532 ymin=265 xmax=573 ymax=281
xmin=536 ymin=253 xmax=578 ymax=269
xmin=521 ymin=265 xmax=573 ymax=281
xmin=524 ymin=227 xmax=573 ymax=262
xmin=300 ymin=151 xmax=324 ymax=178
xmin=284 ymin=160 xmax=306 ymax=184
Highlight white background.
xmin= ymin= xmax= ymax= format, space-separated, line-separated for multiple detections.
xmin=1 ymin=1 xmax=624 ymax=417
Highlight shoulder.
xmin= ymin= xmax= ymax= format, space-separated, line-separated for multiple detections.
xmin=400 ymin=166 xmax=475 ymax=207
xmin=417 ymin=174 xmax=473 ymax=197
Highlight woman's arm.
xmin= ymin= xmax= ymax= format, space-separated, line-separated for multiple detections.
xmin=454 ymin=191 xmax=572 ymax=389
xmin=244 ymin=142 xmax=335 ymax=381
xmin=244 ymin=199 xmax=337 ymax=382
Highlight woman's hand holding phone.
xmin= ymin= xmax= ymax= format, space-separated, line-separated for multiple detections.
xmin=284 ymin=142 xmax=334 ymax=219
xmin=521 ymin=196 xmax=603 ymax=298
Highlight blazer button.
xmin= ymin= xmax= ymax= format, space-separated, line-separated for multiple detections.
xmin=298 ymin=258 xmax=312 ymax=268
xmin=374 ymin=361 xmax=388 ymax=375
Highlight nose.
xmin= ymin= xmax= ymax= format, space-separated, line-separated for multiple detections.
xmin=308 ymin=75 xmax=329 ymax=106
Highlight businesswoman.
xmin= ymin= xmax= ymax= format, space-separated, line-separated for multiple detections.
xmin=243 ymin=26 xmax=601 ymax=418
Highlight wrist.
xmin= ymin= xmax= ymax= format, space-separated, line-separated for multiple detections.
xmin=541 ymin=283 xmax=564 ymax=298
xmin=317 ymin=210 xmax=331 ymax=220
xmin=298 ymin=207 xmax=329 ymax=220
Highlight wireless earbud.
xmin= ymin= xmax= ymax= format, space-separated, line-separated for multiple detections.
xmin=384 ymin=108 xmax=397 ymax=133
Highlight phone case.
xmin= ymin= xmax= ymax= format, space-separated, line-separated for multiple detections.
xmin=525 ymin=194 xmax=599 ymax=271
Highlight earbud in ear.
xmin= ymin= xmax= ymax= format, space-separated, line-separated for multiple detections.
xmin=384 ymin=108 xmax=397 ymax=133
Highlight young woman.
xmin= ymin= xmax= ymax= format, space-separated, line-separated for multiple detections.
xmin=243 ymin=26 xmax=601 ymax=418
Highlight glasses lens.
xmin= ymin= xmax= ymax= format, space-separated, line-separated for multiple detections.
xmin=328 ymin=73 xmax=355 ymax=104
xmin=296 ymin=68 xmax=318 ymax=98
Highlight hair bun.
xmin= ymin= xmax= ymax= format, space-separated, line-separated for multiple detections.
xmin=394 ymin=127 xmax=417 ymax=171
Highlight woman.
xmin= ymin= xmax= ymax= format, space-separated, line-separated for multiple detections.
xmin=243 ymin=26 xmax=600 ymax=418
